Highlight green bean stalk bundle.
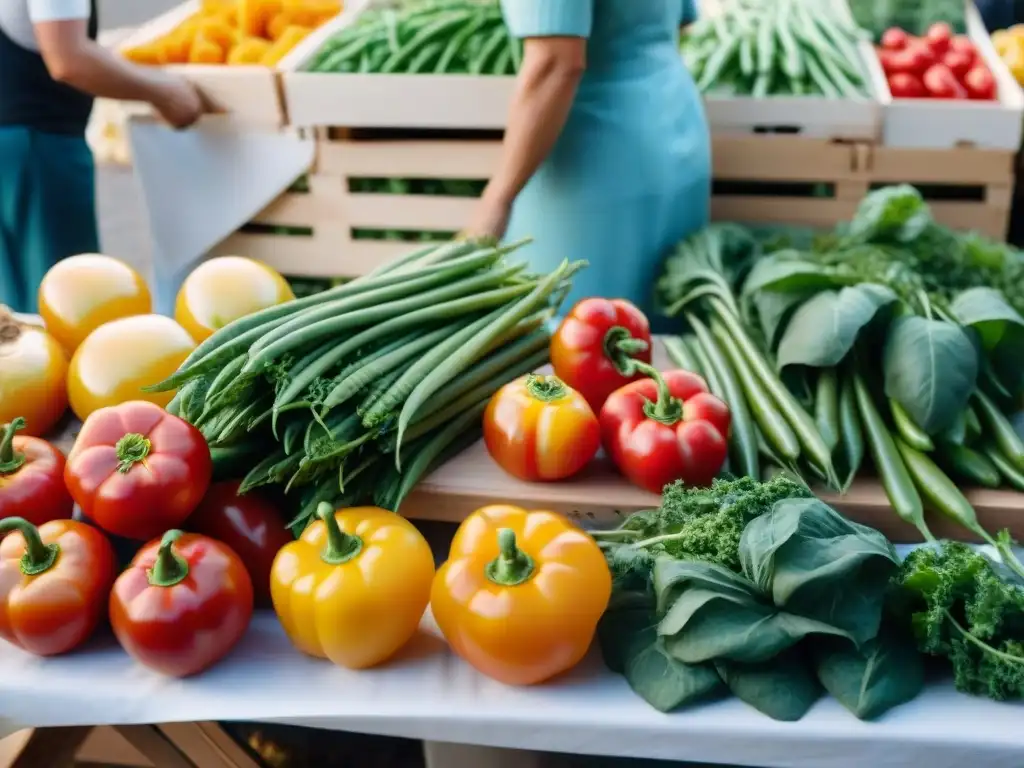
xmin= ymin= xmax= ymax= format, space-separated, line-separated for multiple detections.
xmin=149 ymin=239 xmax=584 ymax=534
xmin=305 ymin=0 xmax=521 ymax=75
xmin=658 ymin=187 xmax=1024 ymax=579
xmin=681 ymin=0 xmax=871 ymax=98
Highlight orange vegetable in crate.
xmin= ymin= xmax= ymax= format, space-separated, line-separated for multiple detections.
xmin=238 ymin=0 xmax=282 ymax=38
xmin=159 ymin=31 xmax=193 ymax=64
xmin=266 ymin=10 xmax=295 ymax=40
xmin=260 ymin=24 xmax=310 ymax=66
xmin=38 ymin=254 xmax=152 ymax=355
xmin=432 ymin=505 xmax=612 ymax=685
xmin=197 ymin=18 xmax=239 ymax=50
xmin=68 ymin=315 xmax=196 ymax=420
xmin=0 ymin=310 xmax=68 ymax=436
xmin=122 ymin=43 xmax=163 ymax=65
xmin=228 ymin=37 xmax=274 ymax=64
xmin=189 ymin=33 xmax=226 ymax=64
xmin=175 ymin=257 xmax=294 ymax=342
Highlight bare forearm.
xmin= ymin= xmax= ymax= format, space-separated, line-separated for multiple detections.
xmin=50 ymin=42 xmax=173 ymax=102
xmin=484 ymin=59 xmax=582 ymax=205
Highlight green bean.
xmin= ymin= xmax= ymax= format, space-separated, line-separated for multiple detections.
xmin=284 ymin=417 xmax=310 ymax=456
xmin=470 ymin=23 xmax=509 ymax=75
xmin=381 ymin=10 xmax=475 ymax=74
xmin=965 ymin=404 xmax=983 ymax=440
xmin=388 ymin=260 xmax=582 ymax=465
xmin=210 ymin=442 xmax=266 ymax=482
xmin=663 ymin=336 xmax=703 ymax=378
xmin=853 ymin=373 xmax=929 ymax=539
xmin=837 ymin=372 xmax=864 ymax=491
xmin=434 ymin=12 xmax=495 ymax=73
xmin=814 ymin=368 xmax=840 ymax=452
xmin=688 ymin=314 xmax=759 ymax=480
xmin=984 ymin=446 xmax=1024 ymax=491
xmin=973 ymin=390 xmax=1024 ymax=471
xmin=890 ymin=399 xmax=934 ymax=452
xmin=940 ymin=443 xmax=1001 ymax=489
xmin=709 ymin=316 xmax=799 ymax=467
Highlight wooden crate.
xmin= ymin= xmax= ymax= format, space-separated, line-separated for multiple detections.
xmin=869 ymin=3 xmax=1024 ymax=150
xmin=210 ymin=132 xmax=1016 ymax=277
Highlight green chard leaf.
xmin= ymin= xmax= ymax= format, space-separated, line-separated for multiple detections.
xmin=753 ymin=288 xmax=819 ymax=351
xmin=951 ymin=287 xmax=1024 ymax=396
xmin=739 ymin=497 xmax=900 ymax=647
xmin=775 ymin=284 xmax=897 ymax=370
xmin=845 ymin=184 xmax=933 ymax=245
xmin=741 ymin=256 xmax=840 ymax=299
xmin=813 ymin=629 xmax=924 ymax=721
xmin=716 ymin=650 xmax=821 ymax=722
xmin=625 ymin=627 xmax=726 ymax=713
xmin=883 ymin=316 xmax=979 ymax=435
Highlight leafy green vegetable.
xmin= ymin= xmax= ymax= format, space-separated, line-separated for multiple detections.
xmin=716 ymin=651 xmax=821 ymax=722
xmin=845 ymin=184 xmax=932 ymax=245
xmin=882 ymin=316 xmax=978 ymax=436
xmin=895 ymin=542 xmax=1024 ymax=701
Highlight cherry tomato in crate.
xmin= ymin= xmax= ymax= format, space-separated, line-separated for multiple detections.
xmin=881 ymin=28 xmax=909 ymax=51
xmin=964 ymin=66 xmax=997 ymax=100
xmin=888 ymin=72 xmax=928 ymax=98
xmin=923 ymin=64 xmax=967 ymax=99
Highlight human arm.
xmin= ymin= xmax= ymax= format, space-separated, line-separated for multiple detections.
xmin=466 ymin=0 xmax=591 ymax=239
xmin=30 ymin=0 xmax=204 ymax=128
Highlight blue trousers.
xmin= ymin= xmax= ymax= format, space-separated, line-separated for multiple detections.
xmin=0 ymin=126 xmax=99 ymax=313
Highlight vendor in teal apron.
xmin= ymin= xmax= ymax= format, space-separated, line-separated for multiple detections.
xmin=467 ymin=0 xmax=710 ymax=318
xmin=0 ymin=0 xmax=205 ymax=313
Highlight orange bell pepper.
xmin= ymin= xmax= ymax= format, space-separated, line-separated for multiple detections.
xmin=197 ymin=18 xmax=240 ymax=50
xmin=271 ymin=503 xmax=434 ymax=669
xmin=238 ymin=0 xmax=282 ymax=38
xmin=260 ymin=24 xmax=310 ymax=66
xmin=228 ymin=37 xmax=274 ymax=64
xmin=189 ymin=33 xmax=226 ymax=64
xmin=0 ymin=517 xmax=116 ymax=656
xmin=431 ymin=505 xmax=612 ymax=685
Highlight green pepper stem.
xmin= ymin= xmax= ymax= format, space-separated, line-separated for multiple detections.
xmin=0 ymin=517 xmax=60 ymax=576
xmin=0 ymin=418 xmax=27 ymax=474
xmin=148 ymin=530 xmax=190 ymax=587
xmin=526 ymin=374 xmax=568 ymax=403
xmin=603 ymin=326 xmax=649 ymax=376
xmin=317 ymin=502 xmax=363 ymax=565
xmin=629 ymin=360 xmax=683 ymax=425
xmin=115 ymin=433 xmax=152 ymax=474
xmin=485 ymin=529 xmax=536 ymax=586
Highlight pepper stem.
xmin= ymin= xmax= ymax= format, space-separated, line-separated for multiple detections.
xmin=148 ymin=530 xmax=189 ymax=587
xmin=317 ymin=502 xmax=363 ymax=565
xmin=603 ymin=326 xmax=649 ymax=376
xmin=485 ymin=529 xmax=536 ymax=586
xmin=115 ymin=433 xmax=152 ymax=474
xmin=629 ymin=360 xmax=684 ymax=425
xmin=0 ymin=517 xmax=60 ymax=576
xmin=0 ymin=418 xmax=27 ymax=474
xmin=526 ymin=374 xmax=568 ymax=402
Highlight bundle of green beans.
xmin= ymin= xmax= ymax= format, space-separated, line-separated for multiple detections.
xmin=151 ymin=239 xmax=584 ymax=533
xmin=305 ymin=0 xmax=520 ymax=75
xmin=681 ymin=0 xmax=871 ymax=98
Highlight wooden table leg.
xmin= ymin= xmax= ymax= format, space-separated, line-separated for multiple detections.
xmin=157 ymin=723 xmax=262 ymax=768
xmin=113 ymin=725 xmax=196 ymax=768
xmin=0 ymin=726 xmax=94 ymax=768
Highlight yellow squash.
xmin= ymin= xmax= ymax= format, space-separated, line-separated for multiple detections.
xmin=271 ymin=503 xmax=434 ymax=669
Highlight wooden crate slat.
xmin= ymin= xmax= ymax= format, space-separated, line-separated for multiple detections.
xmin=863 ymin=145 xmax=1015 ymax=184
xmin=929 ymin=202 xmax=1011 ymax=239
xmin=346 ymin=193 xmax=475 ymax=231
xmin=711 ymin=196 xmax=860 ymax=228
xmin=317 ymin=139 xmax=500 ymax=178
xmin=250 ymin=192 xmax=320 ymax=227
xmin=712 ymin=135 xmax=857 ymax=181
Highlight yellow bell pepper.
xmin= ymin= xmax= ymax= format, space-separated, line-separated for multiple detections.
xmin=271 ymin=503 xmax=434 ymax=669
xmin=997 ymin=33 xmax=1024 ymax=85
xmin=431 ymin=505 xmax=612 ymax=685
xmin=228 ymin=37 xmax=273 ymax=65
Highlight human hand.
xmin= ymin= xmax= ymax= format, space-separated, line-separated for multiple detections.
xmin=465 ymin=191 xmax=512 ymax=241
xmin=152 ymin=77 xmax=205 ymax=129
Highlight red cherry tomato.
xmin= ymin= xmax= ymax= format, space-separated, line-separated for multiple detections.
xmin=0 ymin=419 xmax=73 ymax=528
xmin=925 ymin=22 xmax=953 ymax=55
xmin=888 ymin=72 xmax=928 ymax=99
xmin=110 ymin=530 xmax=253 ymax=677
xmin=885 ymin=44 xmax=933 ymax=77
xmin=881 ymin=28 xmax=909 ymax=51
xmin=187 ymin=481 xmax=292 ymax=606
xmin=964 ymin=66 xmax=997 ymax=100
xmin=942 ymin=51 xmax=974 ymax=80
xmin=923 ymin=63 xmax=968 ymax=99
xmin=947 ymin=35 xmax=977 ymax=60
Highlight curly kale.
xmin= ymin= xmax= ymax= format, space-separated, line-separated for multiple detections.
xmin=594 ymin=476 xmax=813 ymax=583
xmin=895 ymin=541 xmax=1024 ymax=700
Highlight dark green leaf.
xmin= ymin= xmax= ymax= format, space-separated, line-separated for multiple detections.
xmin=716 ymin=650 xmax=821 ymax=721
xmin=653 ymin=557 xmax=756 ymax=616
xmin=741 ymin=256 xmax=839 ymax=299
xmin=813 ymin=630 xmax=925 ymax=720
xmin=623 ymin=626 xmax=726 ymax=713
xmin=597 ymin=591 xmax=654 ymax=675
xmin=754 ymin=288 xmax=818 ymax=351
xmin=776 ymin=285 xmax=898 ymax=370
xmin=739 ymin=497 xmax=900 ymax=646
xmin=883 ymin=316 xmax=979 ymax=435
xmin=951 ymin=287 xmax=1024 ymax=350
xmin=845 ymin=185 xmax=932 ymax=245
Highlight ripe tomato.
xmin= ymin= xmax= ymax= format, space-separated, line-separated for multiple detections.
xmin=881 ymin=28 xmax=909 ymax=51
xmin=925 ymin=22 xmax=953 ymax=55
xmin=175 ymin=257 xmax=294 ymax=343
xmin=943 ymin=50 xmax=974 ymax=80
xmin=0 ymin=309 xmax=68 ymax=436
xmin=38 ymin=254 xmax=151 ymax=355
xmin=67 ymin=315 xmax=195 ymax=420
xmin=0 ymin=419 xmax=73 ymax=527
xmin=484 ymin=375 xmax=600 ymax=482
xmin=187 ymin=481 xmax=292 ymax=606
xmin=888 ymin=72 xmax=927 ymax=98
xmin=923 ymin=63 xmax=967 ymax=99
xmin=947 ymin=35 xmax=977 ymax=59
xmin=964 ymin=66 xmax=997 ymax=100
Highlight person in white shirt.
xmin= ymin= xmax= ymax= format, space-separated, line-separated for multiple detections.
xmin=0 ymin=0 xmax=204 ymax=312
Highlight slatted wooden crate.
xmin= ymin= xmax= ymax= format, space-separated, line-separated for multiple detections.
xmin=210 ymin=132 xmax=1016 ymax=277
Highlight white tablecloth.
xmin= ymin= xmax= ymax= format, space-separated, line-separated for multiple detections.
xmin=1 ymin=611 xmax=1022 ymax=768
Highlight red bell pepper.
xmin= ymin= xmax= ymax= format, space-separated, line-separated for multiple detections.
xmin=110 ymin=529 xmax=253 ymax=677
xmin=187 ymin=481 xmax=293 ymax=606
xmin=65 ymin=401 xmax=212 ymax=540
xmin=599 ymin=365 xmax=731 ymax=494
xmin=550 ymin=298 xmax=652 ymax=411
xmin=0 ymin=516 xmax=116 ymax=655
xmin=0 ymin=418 xmax=73 ymax=528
